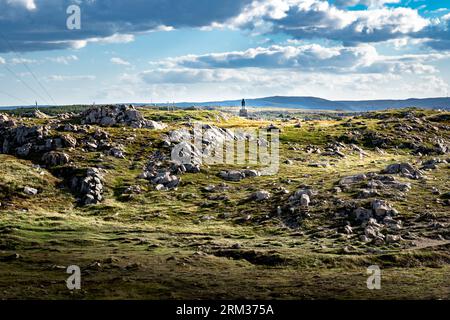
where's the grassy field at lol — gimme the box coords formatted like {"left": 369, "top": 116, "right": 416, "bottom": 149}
{"left": 0, "top": 107, "right": 449, "bottom": 299}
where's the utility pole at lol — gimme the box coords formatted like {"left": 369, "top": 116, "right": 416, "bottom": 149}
{"left": 35, "top": 100, "right": 38, "bottom": 110}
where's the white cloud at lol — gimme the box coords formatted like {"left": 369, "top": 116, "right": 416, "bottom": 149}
{"left": 89, "top": 33, "right": 135, "bottom": 44}
{"left": 6, "top": 0, "right": 36, "bottom": 10}
{"left": 111, "top": 57, "right": 131, "bottom": 66}
{"left": 335, "top": 0, "right": 401, "bottom": 9}
{"left": 120, "top": 66, "right": 448, "bottom": 101}
{"left": 45, "top": 75, "right": 96, "bottom": 81}
{"left": 0, "top": 56, "right": 6, "bottom": 64}
{"left": 227, "top": 0, "right": 429, "bottom": 44}
{"left": 158, "top": 43, "right": 445, "bottom": 75}
{"left": 47, "top": 55, "right": 79, "bottom": 65}
{"left": 10, "top": 57, "right": 38, "bottom": 64}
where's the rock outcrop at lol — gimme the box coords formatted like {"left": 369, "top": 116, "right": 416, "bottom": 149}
{"left": 381, "top": 163, "right": 423, "bottom": 180}
{"left": 81, "top": 105, "right": 166, "bottom": 129}
{"left": 344, "top": 199, "right": 402, "bottom": 244}
{"left": 218, "top": 169, "right": 260, "bottom": 182}
{"left": 41, "top": 151, "right": 70, "bottom": 166}
{"left": 70, "top": 168, "right": 104, "bottom": 205}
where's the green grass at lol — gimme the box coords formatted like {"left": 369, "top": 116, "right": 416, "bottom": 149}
{"left": 0, "top": 107, "right": 449, "bottom": 299}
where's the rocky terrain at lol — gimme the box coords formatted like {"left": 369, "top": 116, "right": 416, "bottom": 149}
{"left": 0, "top": 105, "right": 449, "bottom": 299}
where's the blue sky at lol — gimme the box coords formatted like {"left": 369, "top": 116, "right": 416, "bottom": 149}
{"left": 0, "top": 0, "right": 450, "bottom": 106}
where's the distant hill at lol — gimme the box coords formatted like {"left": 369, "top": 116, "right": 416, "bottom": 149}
{"left": 2, "top": 96, "right": 450, "bottom": 111}
{"left": 167, "top": 96, "right": 450, "bottom": 111}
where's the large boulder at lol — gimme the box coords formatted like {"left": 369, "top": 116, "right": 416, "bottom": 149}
{"left": 381, "top": 163, "right": 423, "bottom": 180}
{"left": 22, "top": 110, "right": 49, "bottom": 119}
{"left": 42, "top": 151, "right": 70, "bottom": 166}
{"left": 251, "top": 190, "right": 271, "bottom": 201}
{"left": 218, "top": 170, "right": 246, "bottom": 182}
{"left": 61, "top": 134, "right": 77, "bottom": 148}
{"left": 371, "top": 199, "right": 398, "bottom": 217}
{"left": 354, "top": 207, "right": 373, "bottom": 222}
{"left": 0, "top": 114, "right": 16, "bottom": 127}
{"left": 218, "top": 169, "right": 260, "bottom": 182}
{"left": 1, "top": 125, "right": 49, "bottom": 155}
{"left": 81, "top": 105, "right": 166, "bottom": 129}
{"left": 70, "top": 168, "right": 104, "bottom": 205}
{"left": 339, "top": 174, "right": 367, "bottom": 186}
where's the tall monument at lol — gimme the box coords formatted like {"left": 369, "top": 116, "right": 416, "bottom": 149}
{"left": 239, "top": 98, "right": 248, "bottom": 117}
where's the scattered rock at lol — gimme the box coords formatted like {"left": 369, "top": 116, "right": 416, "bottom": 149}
{"left": 354, "top": 207, "right": 373, "bottom": 222}
{"left": 386, "top": 234, "right": 401, "bottom": 243}
{"left": 24, "top": 186, "right": 38, "bottom": 195}
{"left": 123, "top": 185, "right": 142, "bottom": 194}
{"left": 339, "top": 174, "right": 367, "bottom": 187}
{"left": 300, "top": 194, "right": 310, "bottom": 207}
{"left": 344, "top": 225, "right": 353, "bottom": 235}
{"left": 251, "top": 190, "right": 271, "bottom": 201}
{"left": 371, "top": 199, "right": 398, "bottom": 217}
{"left": 218, "top": 169, "right": 260, "bottom": 182}
{"left": 108, "top": 147, "right": 125, "bottom": 159}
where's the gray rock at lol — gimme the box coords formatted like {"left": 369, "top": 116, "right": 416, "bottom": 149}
{"left": 218, "top": 170, "right": 246, "bottom": 182}
{"left": 339, "top": 174, "right": 367, "bottom": 186}
{"left": 22, "top": 110, "right": 49, "bottom": 119}
{"left": 61, "top": 134, "right": 77, "bottom": 148}
{"left": 381, "top": 163, "right": 423, "bottom": 179}
{"left": 155, "top": 184, "right": 167, "bottom": 191}
{"left": 71, "top": 168, "right": 104, "bottom": 205}
{"left": 24, "top": 186, "right": 38, "bottom": 195}
{"left": 42, "top": 151, "right": 70, "bottom": 166}
{"left": 16, "top": 143, "right": 32, "bottom": 157}
{"left": 108, "top": 147, "right": 125, "bottom": 159}
{"left": 81, "top": 105, "right": 166, "bottom": 129}
{"left": 300, "top": 194, "right": 310, "bottom": 207}
{"left": 252, "top": 190, "right": 271, "bottom": 201}
{"left": 386, "top": 234, "right": 401, "bottom": 243}
{"left": 344, "top": 225, "right": 353, "bottom": 234}
{"left": 243, "top": 169, "right": 260, "bottom": 177}
{"left": 354, "top": 207, "right": 373, "bottom": 222}
{"left": 371, "top": 199, "right": 397, "bottom": 217}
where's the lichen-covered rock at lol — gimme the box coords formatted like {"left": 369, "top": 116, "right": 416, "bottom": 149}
{"left": 218, "top": 170, "right": 246, "bottom": 182}
{"left": 24, "top": 186, "right": 38, "bottom": 195}
{"left": 42, "top": 151, "right": 70, "bottom": 166}
{"left": 251, "top": 190, "right": 271, "bottom": 201}
{"left": 141, "top": 152, "right": 182, "bottom": 190}
{"left": 22, "top": 110, "right": 49, "bottom": 119}
{"left": 0, "top": 114, "right": 16, "bottom": 127}
{"left": 108, "top": 147, "right": 125, "bottom": 159}
{"left": 371, "top": 199, "right": 398, "bottom": 217}
{"left": 81, "top": 105, "right": 166, "bottom": 129}
{"left": 339, "top": 174, "right": 367, "bottom": 186}
{"left": 70, "top": 168, "right": 104, "bottom": 205}
{"left": 354, "top": 207, "right": 373, "bottom": 222}
{"left": 61, "top": 134, "right": 77, "bottom": 148}
{"left": 381, "top": 163, "right": 423, "bottom": 180}
{"left": 0, "top": 125, "right": 49, "bottom": 155}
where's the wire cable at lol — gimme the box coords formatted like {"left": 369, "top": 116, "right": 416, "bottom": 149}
{"left": 0, "top": 88, "right": 32, "bottom": 106}
{"left": 1, "top": 63, "right": 50, "bottom": 105}
{"left": 0, "top": 32, "right": 56, "bottom": 105}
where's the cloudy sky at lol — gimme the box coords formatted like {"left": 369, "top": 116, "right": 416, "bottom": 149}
{"left": 0, "top": 0, "right": 450, "bottom": 106}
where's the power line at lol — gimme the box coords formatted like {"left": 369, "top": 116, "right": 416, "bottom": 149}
{"left": 1, "top": 62, "right": 50, "bottom": 105}
{"left": 0, "top": 88, "right": 32, "bottom": 106}
{"left": 21, "top": 59, "right": 57, "bottom": 105}
{"left": 0, "top": 32, "right": 55, "bottom": 105}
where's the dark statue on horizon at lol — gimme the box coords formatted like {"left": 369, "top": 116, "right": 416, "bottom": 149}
{"left": 239, "top": 98, "right": 248, "bottom": 117}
